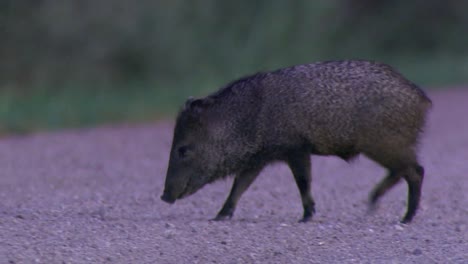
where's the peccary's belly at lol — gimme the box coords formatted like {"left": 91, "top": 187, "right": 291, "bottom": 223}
{"left": 263, "top": 122, "right": 359, "bottom": 161}
{"left": 304, "top": 132, "right": 359, "bottom": 160}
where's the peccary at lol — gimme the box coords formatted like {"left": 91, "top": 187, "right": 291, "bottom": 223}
{"left": 161, "top": 60, "right": 432, "bottom": 223}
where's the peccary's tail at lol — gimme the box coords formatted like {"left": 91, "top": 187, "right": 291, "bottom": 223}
{"left": 413, "top": 83, "right": 432, "bottom": 109}
{"left": 421, "top": 92, "right": 432, "bottom": 109}
{"left": 412, "top": 86, "right": 432, "bottom": 150}
{"left": 409, "top": 82, "right": 432, "bottom": 119}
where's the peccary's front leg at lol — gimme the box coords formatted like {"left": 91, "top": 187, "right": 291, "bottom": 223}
{"left": 213, "top": 167, "right": 263, "bottom": 221}
{"left": 287, "top": 151, "right": 315, "bottom": 223}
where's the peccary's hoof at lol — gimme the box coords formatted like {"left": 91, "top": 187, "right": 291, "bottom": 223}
{"left": 211, "top": 214, "right": 233, "bottom": 221}
{"left": 298, "top": 207, "right": 315, "bottom": 223}
{"left": 298, "top": 215, "right": 313, "bottom": 223}
{"left": 400, "top": 217, "right": 412, "bottom": 224}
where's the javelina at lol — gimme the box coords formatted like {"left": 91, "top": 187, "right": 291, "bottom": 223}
{"left": 161, "top": 60, "right": 432, "bottom": 223}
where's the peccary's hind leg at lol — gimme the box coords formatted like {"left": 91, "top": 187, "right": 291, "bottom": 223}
{"left": 287, "top": 151, "right": 315, "bottom": 223}
{"left": 366, "top": 147, "right": 424, "bottom": 223}
{"left": 401, "top": 164, "right": 424, "bottom": 223}
{"left": 369, "top": 170, "right": 402, "bottom": 210}
{"left": 213, "top": 167, "right": 262, "bottom": 221}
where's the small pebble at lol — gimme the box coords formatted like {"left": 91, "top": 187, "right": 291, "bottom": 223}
{"left": 15, "top": 215, "right": 24, "bottom": 220}
{"left": 164, "top": 230, "right": 175, "bottom": 238}
{"left": 455, "top": 225, "right": 465, "bottom": 232}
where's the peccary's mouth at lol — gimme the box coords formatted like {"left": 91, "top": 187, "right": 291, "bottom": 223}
{"left": 178, "top": 188, "right": 197, "bottom": 199}
{"left": 177, "top": 183, "right": 192, "bottom": 199}
{"left": 160, "top": 185, "right": 189, "bottom": 204}
{"left": 161, "top": 176, "right": 199, "bottom": 203}
{"left": 177, "top": 177, "right": 201, "bottom": 200}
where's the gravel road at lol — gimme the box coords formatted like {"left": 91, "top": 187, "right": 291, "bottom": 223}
{"left": 0, "top": 88, "right": 467, "bottom": 264}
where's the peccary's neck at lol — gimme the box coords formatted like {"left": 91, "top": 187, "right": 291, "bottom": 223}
{"left": 206, "top": 73, "right": 266, "bottom": 174}
{"left": 208, "top": 72, "right": 266, "bottom": 140}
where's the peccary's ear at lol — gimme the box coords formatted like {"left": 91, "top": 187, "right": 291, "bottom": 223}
{"left": 184, "top": 97, "right": 215, "bottom": 114}
{"left": 184, "top": 96, "right": 196, "bottom": 110}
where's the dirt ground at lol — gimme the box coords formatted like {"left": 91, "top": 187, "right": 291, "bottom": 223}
{"left": 0, "top": 88, "right": 467, "bottom": 264}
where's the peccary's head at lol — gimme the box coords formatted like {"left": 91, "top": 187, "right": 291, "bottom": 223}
{"left": 161, "top": 97, "right": 228, "bottom": 204}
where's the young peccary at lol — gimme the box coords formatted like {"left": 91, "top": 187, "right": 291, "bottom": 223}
{"left": 161, "top": 60, "right": 432, "bottom": 223}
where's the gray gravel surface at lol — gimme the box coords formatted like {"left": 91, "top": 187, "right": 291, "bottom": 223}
{"left": 0, "top": 89, "right": 467, "bottom": 264}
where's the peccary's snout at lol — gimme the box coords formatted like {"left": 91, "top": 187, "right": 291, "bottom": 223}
{"left": 160, "top": 190, "right": 176, "bottom": 204}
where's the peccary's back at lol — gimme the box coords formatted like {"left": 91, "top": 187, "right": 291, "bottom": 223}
{"left": 257, "top": 60, "right": 431, "bottom": 154}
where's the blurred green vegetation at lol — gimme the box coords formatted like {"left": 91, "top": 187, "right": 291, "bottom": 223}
{"left": 1, "top": 0, "right": 467, "bottom": 133}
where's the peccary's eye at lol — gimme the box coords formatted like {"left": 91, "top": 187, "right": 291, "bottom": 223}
{"left": 178, "top": 146, "right": 190, "bottom": 159}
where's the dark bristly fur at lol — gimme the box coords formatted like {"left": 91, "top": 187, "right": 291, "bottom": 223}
{"left": 161, "top": 60, "right": 432, "bottom": 223}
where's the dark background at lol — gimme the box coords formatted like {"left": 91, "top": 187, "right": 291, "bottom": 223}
{"left": 1, "top": 0, "right": 467, "bottom": 133}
